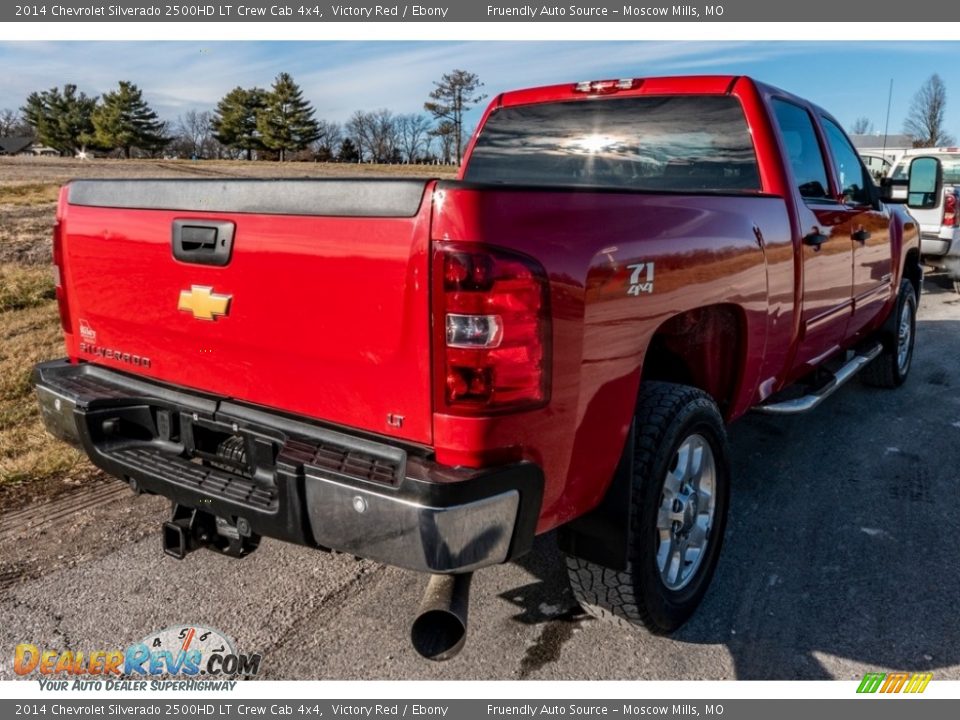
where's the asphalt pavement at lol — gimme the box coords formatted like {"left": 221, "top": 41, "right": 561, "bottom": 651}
{"left": 1, "top": 275, "right": 958, "bottom": 681}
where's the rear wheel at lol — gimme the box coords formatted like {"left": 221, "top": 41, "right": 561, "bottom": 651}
{"left": 861, "top": 279, "right": 917, "bottom": 388}
{"left": 565, "top": 382, "right": 730, "bottom": 632}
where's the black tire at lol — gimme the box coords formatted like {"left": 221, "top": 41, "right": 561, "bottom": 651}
{"left": 564, "top": 382, "right": 730, "bottom": 633}
{"left": 861, "top": 279, "right": 917, "bottom": 388}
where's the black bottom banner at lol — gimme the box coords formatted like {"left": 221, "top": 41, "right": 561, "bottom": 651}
{"left": 3, "top": 699, "right": 958, "bottom": 720}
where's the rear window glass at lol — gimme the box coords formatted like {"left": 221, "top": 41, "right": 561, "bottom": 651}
{"left": 464, "top": 95, "right": 761, "bottom": 193}
{"left": 942, "top": 159, "right": 960, "bottom": 183}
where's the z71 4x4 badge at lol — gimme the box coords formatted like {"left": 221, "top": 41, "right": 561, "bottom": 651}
{"left": 627, "top": 262, "right": 655, "bottom": 295}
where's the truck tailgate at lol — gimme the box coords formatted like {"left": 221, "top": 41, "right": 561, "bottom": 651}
{"left": 58, "top": 178, "right": 435, "bottom": 445}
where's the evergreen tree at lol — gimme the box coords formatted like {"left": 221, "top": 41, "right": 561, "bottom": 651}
{"left": 211, "top": 86, "right": 267, "bottom": 160}
{"left": 424, "top": 70, "right": 486, "bottom": 165}
{"left": 20, "top": 84, "right": 97, "bottom": 155}
{"left": 90, "top": 81, "right": 168, "bottom": 158}
{"left": 257, "top": 73, "right": 320, "bottom": 161}
{"left": 337, "top": 137, "right": 360, "bottom": 163}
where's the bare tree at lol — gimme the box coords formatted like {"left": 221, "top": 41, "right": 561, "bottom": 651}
{"left": 397, "top": 114, "right": 433, "bottom": 163}
{"left": 0, "top": 109, "right": 17, "bottom": 135}
{"left": 346, "top": 109, "right": 400, "bottom": 163}
{"left": 0, "top": 108, "right": 31, "bottom": 136}
{"left": 904, "top": 74, "right": 955, "bottom": 147}
{"left": 312, "top": 119, "right": 342, "bottom": 161}
{"left": 368, "top": 109, "right": 400, "bottom": 163}
{"left": 851, "top": 117, "right": 873, "bottom": 135}
{"left": 173, "top": 110, "right": 216, "bottom": 158}
{"left": 346, "top": 110, "right": 373, "bottom": 162}
{"left": 430, "top": 121, "right": 456, "bottom": 164}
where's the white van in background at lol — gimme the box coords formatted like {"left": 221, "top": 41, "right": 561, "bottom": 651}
{"left": 890, "top": 148, "right": 960, "bottom": 290}
{"left": 851, "top": 133, "right": 911, "bottom": 180}
{"left": 860, "top": 151, "right": 896, "bottom": 179}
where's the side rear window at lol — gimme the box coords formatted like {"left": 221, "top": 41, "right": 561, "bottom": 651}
{"left": 822, "top": 118, "right": 872, "bottom": 206}
{"left": 463, "top": 95, "right": 761, "bottom": 193}
{"left": 771, "top": 99, "right": 831, "bottom": 201}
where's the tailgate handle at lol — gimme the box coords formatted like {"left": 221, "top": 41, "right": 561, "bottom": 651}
{"left": 172, "top": 219, "right": 235, "bottom": 267}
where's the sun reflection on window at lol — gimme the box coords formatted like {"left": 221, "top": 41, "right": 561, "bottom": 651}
{"left": 568, "top": 133, "right": 620, "bottom": 154}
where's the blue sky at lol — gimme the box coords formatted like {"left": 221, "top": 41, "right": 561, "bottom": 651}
{"left": 2, "top": 41, "right": 960, "bottom": 138}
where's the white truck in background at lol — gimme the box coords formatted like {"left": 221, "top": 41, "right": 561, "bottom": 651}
{"left": 890, "top": 148, "right": 960, "bottom": 292}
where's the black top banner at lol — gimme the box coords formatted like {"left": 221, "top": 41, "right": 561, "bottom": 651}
{"left": 3, "top": 0, "right": 949, "bottom": 22}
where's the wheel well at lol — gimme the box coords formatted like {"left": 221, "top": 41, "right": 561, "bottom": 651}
{"left": 640, "top": 304, "right": 745, "bottom": 415}
{"left": 904, "top": 248, "right": 922, "bottom": 300}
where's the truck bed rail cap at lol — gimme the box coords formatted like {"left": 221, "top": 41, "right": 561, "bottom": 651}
{"left": 67, "top": 178, "right": 430, "bottom": 218}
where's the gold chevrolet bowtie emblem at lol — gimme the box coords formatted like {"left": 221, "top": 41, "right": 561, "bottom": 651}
{"left": 177, "top": 285, "right": 232, "bottom": 321}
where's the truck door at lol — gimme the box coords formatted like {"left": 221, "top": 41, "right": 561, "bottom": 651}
{"left": 771, "top": 98, "right": 854, "bottom": 371}
{"left": 819, "top": 117, "right": 893, "bottom": 336}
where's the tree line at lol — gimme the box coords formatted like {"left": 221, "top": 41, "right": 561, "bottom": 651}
{"left": 4, "top": 69, "right": 486, "bottom": 164}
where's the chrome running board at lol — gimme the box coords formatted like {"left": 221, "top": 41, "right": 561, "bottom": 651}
{"left": 754, "top": 344, "right": 882, "bottom": 415}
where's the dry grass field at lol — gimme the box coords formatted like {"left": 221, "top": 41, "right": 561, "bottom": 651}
{"left": 0, "top": 156, "right": 455, "bottom": 508}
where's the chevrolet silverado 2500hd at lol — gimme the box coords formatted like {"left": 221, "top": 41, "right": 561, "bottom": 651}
{"left": 34, "top": 76, "right": 923, "bottom": 661}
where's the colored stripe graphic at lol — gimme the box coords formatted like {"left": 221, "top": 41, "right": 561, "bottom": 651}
{"left": 857, "top": 672, "right": 932, "bottom": 694}
{"left": 904, "top": 673, "right": 933, "bottom": 694}
{"left": 857, "top": 673, "right": 885, "bottom": 693}
{"left": 881, "top": 672, "right": 910, "bottom": 693}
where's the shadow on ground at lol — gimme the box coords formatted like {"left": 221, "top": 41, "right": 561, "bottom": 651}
{"left": 495, "top": 278, "right": 960, "bottom": 679}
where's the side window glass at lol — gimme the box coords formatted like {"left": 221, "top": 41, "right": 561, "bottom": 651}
{"left": 771, "top": 99, "right": 831, "bottom": 201}
{"left": 822, "top": 118, "right": 872, "bottom": 206}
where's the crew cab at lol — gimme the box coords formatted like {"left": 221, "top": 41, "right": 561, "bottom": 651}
{"left": 33, "top": 76, "right": 922, "bottom": 660}
{"left": 890, "top": 147, "right": 960, "bottom": 291}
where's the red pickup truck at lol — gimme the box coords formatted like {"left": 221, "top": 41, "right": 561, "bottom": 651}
{"left": 34, "top": 75, "right": 922, "bottom": 661}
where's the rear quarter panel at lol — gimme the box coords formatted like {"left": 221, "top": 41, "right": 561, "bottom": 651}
{"left": 432, "top": 186, "right": 794, "bottom": 532}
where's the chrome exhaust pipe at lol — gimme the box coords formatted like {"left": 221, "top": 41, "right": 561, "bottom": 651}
{"left": 410, "top": 573, "right": 473, "bottom": 661}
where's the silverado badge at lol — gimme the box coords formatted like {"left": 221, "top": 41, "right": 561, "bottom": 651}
{"left": 178, "top": 285, "right": 232, "bottom": 321}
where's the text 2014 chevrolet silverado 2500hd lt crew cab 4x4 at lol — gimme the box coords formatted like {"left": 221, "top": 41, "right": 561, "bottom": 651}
{"left": 34, "top": 76, "right": 923, "bottom": 661}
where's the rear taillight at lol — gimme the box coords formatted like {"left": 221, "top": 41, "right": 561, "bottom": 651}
{"left": 943, "top": 190, "right": 958, "bottom": 228}
{"left": 52, "top": 218, "right": 72, "bottom": 334}
{"left": 434, "top": 243, "right": 551, "bottom": 414}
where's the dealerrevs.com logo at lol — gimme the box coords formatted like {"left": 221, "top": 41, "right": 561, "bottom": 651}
{"left": 14, "top": 624, "right": 261, "bottom": 691}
